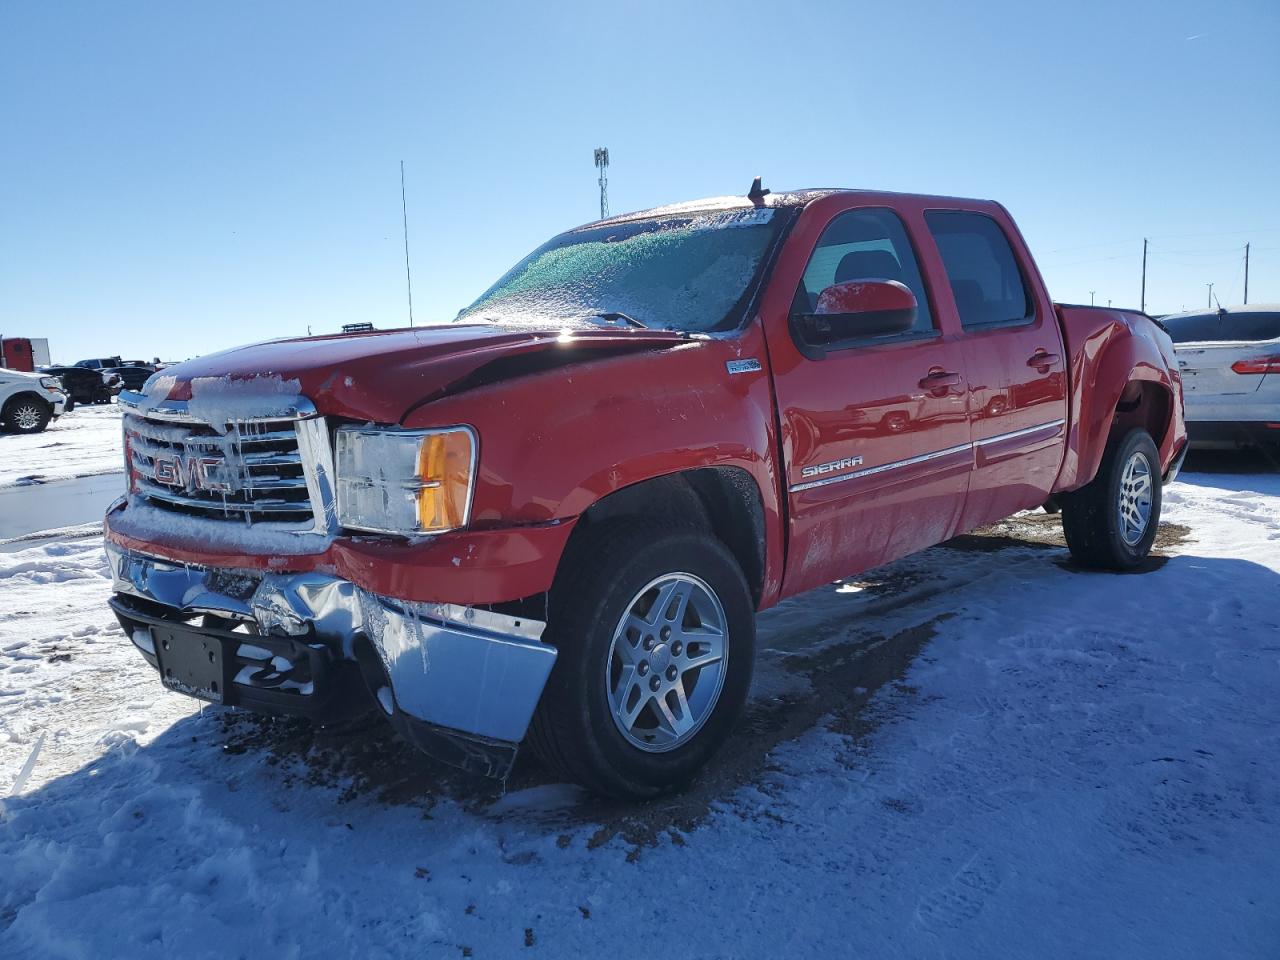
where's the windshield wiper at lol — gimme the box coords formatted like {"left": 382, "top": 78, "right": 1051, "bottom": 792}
{"left": 587, "top": 312, "right": 648, "bottom": 329}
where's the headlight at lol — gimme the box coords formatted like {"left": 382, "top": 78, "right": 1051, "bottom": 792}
{"left": 39, "top": 377, "right": 61, "bottom": 391}
{"left": 335, "top": 425, "right": 477, "bottom": 535}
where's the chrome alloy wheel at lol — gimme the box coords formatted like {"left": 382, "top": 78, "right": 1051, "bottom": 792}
{"left": 13, "top": 404, "right": 42, "bottom": 431}
{"left": 606, "top": 573, "right": 728, "bottom": 753}
{"left": 1118, "top": 449, "right": 1154, "bottom": 546}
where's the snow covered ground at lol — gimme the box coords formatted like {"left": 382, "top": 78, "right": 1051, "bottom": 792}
{"left": 1, "top": 432, "right": 1278, "bottom": 957}
{"left": 0, "top": 404, "right": 126, "bottom": 541}
{"left": 0, "top": 404, "right": 123, "bottom": 489}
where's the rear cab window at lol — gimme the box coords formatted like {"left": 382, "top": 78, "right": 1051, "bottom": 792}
{"left": 925, "top": 211, "right": 1035, "bottom": 328}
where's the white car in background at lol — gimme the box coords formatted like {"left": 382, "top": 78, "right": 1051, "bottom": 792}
{"left": 1164, "top": 304, "right": 1280, "bottom": 449}
{"left": 0, "top": 367, "right": 68, "bottom": 434}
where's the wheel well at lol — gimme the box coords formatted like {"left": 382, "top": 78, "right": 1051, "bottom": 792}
{"left": 1110, "top": 381, "right": 1170, "bottom": 450}
{"left": 2, "top": 391, "right": 50, "bottom": 415}
{"left": 572, "top": 468, "right": 767, "bottom": 605}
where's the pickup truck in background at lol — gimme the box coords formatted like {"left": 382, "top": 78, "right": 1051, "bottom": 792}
{"left": 0, "top": 366, "right": 68, "bottom": 433}
{"left": 40, "top": 365, "right": 122, "bottom": 407}
{"left": 104, "top": 184, "right": 1186, "bottom": 798}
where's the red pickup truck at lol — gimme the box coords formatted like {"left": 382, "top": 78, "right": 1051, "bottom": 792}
{"left": 105, "top": 184, "right": 1186, "bottom": 798}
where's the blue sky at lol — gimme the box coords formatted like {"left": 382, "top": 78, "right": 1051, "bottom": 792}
{"left": 2, "top": 0, "right": 1277, "bottom": 362}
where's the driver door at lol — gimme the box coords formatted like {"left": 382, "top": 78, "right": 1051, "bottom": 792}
{"left": 762, "top": 201, "right": 972, "bottom": 597}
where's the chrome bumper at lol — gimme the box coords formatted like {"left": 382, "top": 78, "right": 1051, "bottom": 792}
{"left": 105, "top": 542, "right": 556, "bottom": 747}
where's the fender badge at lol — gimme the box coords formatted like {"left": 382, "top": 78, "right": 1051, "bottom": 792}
{"left": 726, "top": 358, "right": 762, "bottom": 375}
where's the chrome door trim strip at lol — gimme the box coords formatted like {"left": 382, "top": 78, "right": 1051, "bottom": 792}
{"left": 787, "top": 418, "right": 1067, "bottom": 493}
{"left": 789, "top": 442, "right": 973, "bottom": 493}
{"left": 972, "top": 418, "right": 1066, "bottom": 446}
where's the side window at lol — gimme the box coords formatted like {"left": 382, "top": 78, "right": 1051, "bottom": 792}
{"left": 925, "top": 211, "right": 1034, "bottom": 328}
{"left": 793, "top": 207, "right": 935, "bottom": 338}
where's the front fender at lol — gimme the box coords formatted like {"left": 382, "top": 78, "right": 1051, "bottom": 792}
{"left": 403, "top": 326, "right": 786, "bottom": 603}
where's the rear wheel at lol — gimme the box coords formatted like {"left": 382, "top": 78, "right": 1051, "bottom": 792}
{"left": 529, "top": 521, "right": 755, "bottom": 798}
{"left": 3, "top": 397, "right": 52, "bottom": 434}
{"left": 1061, "top": 428, "right": 1162, "bottom": 569}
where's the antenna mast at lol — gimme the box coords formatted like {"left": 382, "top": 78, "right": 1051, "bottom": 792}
{"left": 1244, "top": 243, "right": 1250, "bottom": 304}
{"left": 401, "top": 160, "right": 414, "bottom": 327}
{"left": 594, "top": 147, "right": 610, "bottom": 219}
{"left": 1140, "top": 238, "right": 1147, "bottom": 313}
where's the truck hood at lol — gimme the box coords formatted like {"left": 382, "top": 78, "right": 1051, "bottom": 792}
{"left": 1, "top": 367, "right": 45, "bottom": 383}
{"left": 139, "top": 323, "right": 692, "bottom": 424}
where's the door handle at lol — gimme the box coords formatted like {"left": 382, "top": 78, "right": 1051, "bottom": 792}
{"left": 1027, "top": 351, "right": 1060, "bottom": 368}
{"left": 919, "top": 370, "right": 961, "bottom": 388}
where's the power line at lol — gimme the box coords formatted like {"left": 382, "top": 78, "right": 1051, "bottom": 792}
{"left": 1149, "top": 227, "right": 1278, "bottom": 241}
{"left": 1040, "top": 226, "right": 1280, "bottom": 257}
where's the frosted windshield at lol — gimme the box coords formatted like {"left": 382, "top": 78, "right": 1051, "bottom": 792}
{"left": 458, "top": 208, "right": 782, "bottom": 333}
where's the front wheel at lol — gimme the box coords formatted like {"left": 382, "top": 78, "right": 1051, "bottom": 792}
{"left": 3, "top": 397, "right": 52, "bottom": 434}
{"left": 529, "top": 521, "right": 755, "bottom": 798}
{"left": 1061, "top": 428, "right": 1162, "bottom": 570}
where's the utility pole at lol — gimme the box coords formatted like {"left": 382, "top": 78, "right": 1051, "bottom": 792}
{"left": 400, "top": 161, "right": 414, "bottom": 327}
{"left": 1140, "top": 238, "right": 1148, "bottom": 313}
{"left": 1090, "top": 290, "right": 1095, "bottom": 306}
{"left": 594, "top": 148, "right": 610, "bottom": 219}
{"left": 1244, "top": 243, "right": 1250, "bottom": 304}
{"left": 1207, "top": 282, "right": 1214, "bottom": 309}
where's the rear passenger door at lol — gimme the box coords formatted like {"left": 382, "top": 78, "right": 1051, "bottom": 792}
{"left": 924, "top": 210, "right": 1068, "bottom": 531}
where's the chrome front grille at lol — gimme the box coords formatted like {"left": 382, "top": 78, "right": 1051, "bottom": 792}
{"left": 124, "top": 410, "right": 318, "bottom": 527}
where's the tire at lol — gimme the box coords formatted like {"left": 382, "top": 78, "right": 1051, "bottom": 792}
{"left": 529, "top": 520, "right": 756, "bottom": 798}
{"left": 2, "top": 396, "right": 52, "bottom": 434}
{"left": 1061, "top": 428, "right": 1162, "bottom": 570}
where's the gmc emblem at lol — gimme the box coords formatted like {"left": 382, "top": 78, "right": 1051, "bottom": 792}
{"left": 152, "top": 453, "right": 230, "bottom": 493}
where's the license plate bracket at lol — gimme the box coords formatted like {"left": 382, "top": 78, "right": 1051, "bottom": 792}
{"left": 152, "top": 623, "right": 227, "bottom": 704}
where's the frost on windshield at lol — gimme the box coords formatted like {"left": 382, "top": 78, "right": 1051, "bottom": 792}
{"left": 459, "top": 208, "right": 778, "bottom": 332}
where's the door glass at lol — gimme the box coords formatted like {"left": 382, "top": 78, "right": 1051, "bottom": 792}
{"left": 926, "top": 211, "right": 1034, "bottom": 328}
{"left": 793, "top": 208, "right": 935, "bottom": 338}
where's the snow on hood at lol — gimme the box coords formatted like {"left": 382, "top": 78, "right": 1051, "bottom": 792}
{"left": 137, "top": 322, "right": 689, "bottom": 424}
{"left": 1, "top": 366, "right": 47, "bottom": 382}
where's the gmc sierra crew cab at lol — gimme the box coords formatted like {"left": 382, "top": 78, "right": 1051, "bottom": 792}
{"left": 105, "top": 184, "right": 1187, "bottom": 798}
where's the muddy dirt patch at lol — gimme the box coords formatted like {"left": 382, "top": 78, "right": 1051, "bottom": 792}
{"left": 943, "top": 512, "right": 1192, "bottom": 555}
{"left": 563, "top": 614, "right": 953, "bottom": 852}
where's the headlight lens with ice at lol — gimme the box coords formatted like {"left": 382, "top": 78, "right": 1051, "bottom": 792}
{"left": 39, "top": 376, "right": 62, "bottom": 391}
{"left": 335, "top": 426, "right": 477, "bottom": 535}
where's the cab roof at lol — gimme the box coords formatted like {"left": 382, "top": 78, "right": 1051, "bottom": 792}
{"left": 584, "top": 186, "right": 999, "bottom": 231}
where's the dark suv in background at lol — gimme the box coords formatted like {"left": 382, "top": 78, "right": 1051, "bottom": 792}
{"left": 102, "top": 366, "right": 153, "bottom": 391}
{"left": 41, "top": 365, "right": 121, "bottom": 406}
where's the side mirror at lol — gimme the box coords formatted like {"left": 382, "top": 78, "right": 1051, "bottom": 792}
{"left": 793, "top": 279, "right": 918, "bottom": 349}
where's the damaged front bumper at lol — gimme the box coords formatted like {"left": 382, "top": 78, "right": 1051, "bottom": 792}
{"left": 105, "top": 542, "right": 556, "bottom": 778}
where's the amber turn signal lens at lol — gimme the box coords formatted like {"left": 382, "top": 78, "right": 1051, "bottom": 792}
{"left": 416, "top": 430, "right": 474, "bottom": 532}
